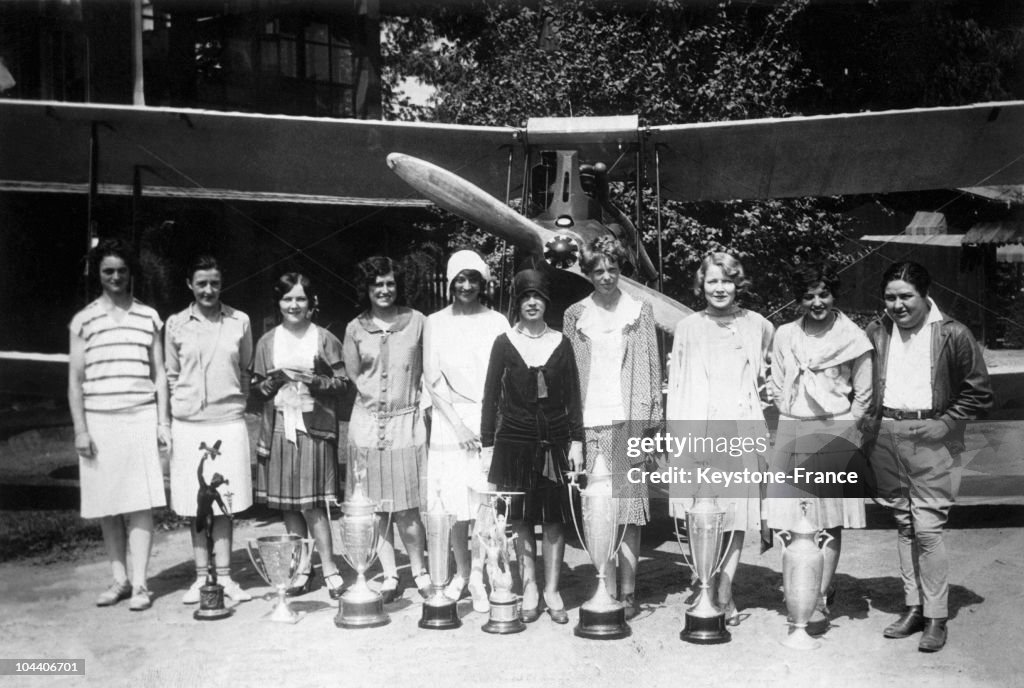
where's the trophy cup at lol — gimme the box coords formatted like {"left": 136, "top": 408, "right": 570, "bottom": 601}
{"left": 246, "top": 534, "right": 315, "bottom": 623}
{"left": 192, "top": 440, "right": 232, "bottom": 621}
{"left": 568, "top": 451, "right": 630, "bottom": 640}
{"left": 328, "top": 453, "right": 394, "bottom": 629}
{"left": 419, "top": 502, "right": 460, "bottom": 630}
{"left": 777, "top": 499, "right": 830, "bottom": 650}
{"left": 673, "top": 493, "right": 736, "bottom": 644}
{"left": 477, "top": 491, "right": 525, "bottom": 634}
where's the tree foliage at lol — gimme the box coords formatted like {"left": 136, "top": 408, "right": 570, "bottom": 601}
{"left": 381, "top": 0, "right": 1024, "bottom": 321}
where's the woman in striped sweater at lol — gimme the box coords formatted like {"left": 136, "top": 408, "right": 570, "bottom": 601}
{"left": 68, "top": 239, "right": 171, "bottom": 611}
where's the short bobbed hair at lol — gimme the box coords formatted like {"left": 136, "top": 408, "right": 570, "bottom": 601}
{"left": 788, "top": 262, "right": 840, "bottom": 301}
{"left": 580, "top": 236, "right": 629, "bottom": 274}
{"left": 881, "top": 261, "right": 931, "bottom": 298}
{"left": 693, "top": 251, "right": 751, "bottom": 299}
{"left": 355, "top": 256, "right": 405, "bottom": 310}
{"left": 88, "top": 238, "right": 138, "bottom": 284}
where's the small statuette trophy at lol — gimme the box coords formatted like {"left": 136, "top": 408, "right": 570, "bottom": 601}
{"left": 419, "top": 500, "right": 460, "bottom": 630}
{"left": 778, "top": 499, "right": 830, "bottom": 650}
{"left": 247, "top": 534, "right": 315, "bottom": 623}
{"left": 568, "top": 451, "right": 630, "bottom": 639}
{"left": 477, "top": 491, "right": 525, "bottom": 634}
{"left": 673, "top": 492, "right": 736, "bottom": 644}
{"left": 193, "top": 440, "right": 232, "bottom": 620}
{"left": 328, "top": 454, "right": 393, "bottom": 629}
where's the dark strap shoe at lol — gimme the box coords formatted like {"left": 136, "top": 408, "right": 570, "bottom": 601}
{"left": 918, "top": 618, "right": 948, "bottom": 652}
{"left": 883, "top": 605, "right": 925, "bottom": 638}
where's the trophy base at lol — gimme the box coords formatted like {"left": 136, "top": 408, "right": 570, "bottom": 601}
{"left": 574, "top": 606, "right": 631, "bottom": 640}
{"left": 419, "top": 600, "right": 462, "bottom": 630}
{"left": 193, "top": 584, "right": 232, "bottom": 620}
{"left": 265, "top": 603, "right": 304, "bottom": 624}
{"left": 781, "top": 626, "right": 820, "bottom": 650}
{"left": 680, "top": 612, "right": 731, "bottom": 644}
{"left": 482, "top": 598, "right": 525, "bottom": 634}
{"left": 335, "top": 596, "right": 390, "bottom": 629}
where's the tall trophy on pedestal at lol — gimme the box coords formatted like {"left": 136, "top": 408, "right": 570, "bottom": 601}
{"left": 673, "top": 491, "right": 735, "bottom": 644}
{"left": 568, "top": 450, "right": 630, "bottom": 640}
{"left": 477, "top": 491, "right": 525, "bottom": 635}
{"left": 778, "top": 499, "right": 830, "bottom": 650}
{"left": 328, "top": 453, "right": 393, "bottom": 629}
{"left": 192, "top": 440, "right": 233, "bottom": 620}
{"left": 419, "top": 499, "right": 460, "bottom": 630}
{"left": 247, "top": 534, "right": 315, "bottom": 623}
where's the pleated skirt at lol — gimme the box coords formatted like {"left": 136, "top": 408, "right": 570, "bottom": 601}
{"left": 80, "top": 406, "right": 166, "bottom": 519}
{"left": 257, "top": 411, "right": 337, "bottom": 511}
{"left": 489, "top": 438, "right": 571, "bottom": 525}
{"left": 170, "top": 418, "right": 253, "bottom": 517}
{"left": 347, "top": 443, "right": 425, "bottom": 512}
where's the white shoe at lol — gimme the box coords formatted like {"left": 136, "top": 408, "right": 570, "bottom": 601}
{"left": 96, "top": 580, "right": 132, "bottom": 607}
{"left": 182, "top": 579, "right": 203, "bottom": 605}
{"left": 468, "top": 571, "right": 490, "bottom": 614}
{"left": 221, "top": 578, "right": 252, "bottom": 602}
{"left": 129, "top": 586, "right": 152, "bottom": 611}
{"left": 444, "top": 574, "right": 466, "bottom": 601}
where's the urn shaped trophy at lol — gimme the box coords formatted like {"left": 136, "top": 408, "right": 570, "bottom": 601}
{"left": 569, "top": 451, "right": 630, "bottom": 639}
{"left": 673, "top": 495, "right": 736, "bottom": 644}
{"left": 777, "top": 499, "right": 830, "bottom": 650}
{"left": 419, "top": 500, "right": 460, "bottom": 630}
{"left": 328, "top": 454, "right": 393, "bottom": 629}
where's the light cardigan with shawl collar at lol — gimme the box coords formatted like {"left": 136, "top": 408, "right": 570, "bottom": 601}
{"left": 666, "top": 308, "right": 773, "bottom": 422}
{"left": 770, "top": 310, "right": 872, "bottom": 418}
{"left": 251, "top": 324, "right": 347, "bottom": 458}
{"left": 563, "top": 293, "right": 662, "bottom": 428}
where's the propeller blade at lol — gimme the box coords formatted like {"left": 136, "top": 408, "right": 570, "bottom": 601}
{"left": 387, "top": 152, "right": 549, "bottom": 255}
{"left": 619, "top": 276, "right": 693, "bottom": 334}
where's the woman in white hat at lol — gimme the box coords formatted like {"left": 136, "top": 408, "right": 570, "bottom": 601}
{"left": 424, "top": 249, "right": 509, "bottom": 612}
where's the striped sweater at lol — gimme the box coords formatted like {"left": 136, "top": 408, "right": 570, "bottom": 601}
{"left": 69, "top": 298, "right": 162, "bottom": 412}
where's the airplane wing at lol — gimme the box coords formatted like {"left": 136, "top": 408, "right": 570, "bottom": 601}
{"left": 4, "top": 100, "right": 1023, "bottom": 207}
{"left": 0, "top": 100, "right": 518, "bottom": 205}
{"left": 650, "top": 101, "right": 1024, "bottom": 201}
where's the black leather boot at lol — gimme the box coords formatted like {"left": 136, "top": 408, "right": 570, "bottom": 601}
{"left": 883, "top": 605, "right": 925, "bottom": 638}
{"left": 918, "top": 617, "right": 948, "bottom": 652}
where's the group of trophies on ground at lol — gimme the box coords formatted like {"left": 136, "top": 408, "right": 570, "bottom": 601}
{"left": 71, "top": 236, "right": 991, "bottom": 655}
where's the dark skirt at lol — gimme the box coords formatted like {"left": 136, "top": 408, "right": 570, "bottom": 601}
{"left": 257, "top": 411, "right": 337, "bottom": 511}
{"left": 489, "top": 437, "right": 571, "bottom": 524}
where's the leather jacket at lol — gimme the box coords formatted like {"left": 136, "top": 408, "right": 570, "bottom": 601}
{"left": 864, "top": 312, "right": 993, "bottom": 452}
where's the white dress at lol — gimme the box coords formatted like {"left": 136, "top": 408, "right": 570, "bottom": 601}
{"left": 424, "top": 306, "right": 508, "bottom": 520}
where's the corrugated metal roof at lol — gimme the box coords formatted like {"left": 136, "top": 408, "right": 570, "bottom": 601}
{"left": 963, "top": 222, "right": 1024, "bottom": 246}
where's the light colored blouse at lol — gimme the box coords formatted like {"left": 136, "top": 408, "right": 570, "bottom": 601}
{"left": 883, "top": 299, "right": 944, "bottom": 410}
{"left": 165, "top": 302, "right": 251, "bottom": 422}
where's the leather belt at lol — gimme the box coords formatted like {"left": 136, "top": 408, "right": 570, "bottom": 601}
{"left": 881, "top": 406, "right": 934, "bottom": 421}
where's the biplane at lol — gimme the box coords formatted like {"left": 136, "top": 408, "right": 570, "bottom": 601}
{"left": 2, "top": 98, "right": 1024, "bottom": 395}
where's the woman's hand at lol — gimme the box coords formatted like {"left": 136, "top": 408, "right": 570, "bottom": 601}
{"left": 456, "top": 423, "right": 481, "bottom": 452}
{"left": 480, "top": 446, "right": 494, "bottom": 475}
{"left": 911, "top": 419, "right": 948, "bottom": 442}
{"left": 158, "top": 424, "right": 173, "bottom": 454}
{"left": 568, "top": 441, "right": 584, "bottom": 472}
{"left": 75, "top": 430, "right": 96, "bottom": 459}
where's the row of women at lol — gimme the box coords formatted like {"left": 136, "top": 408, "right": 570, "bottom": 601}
{"left": 69, "top": 237, "right": 991, "bottom": 655}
